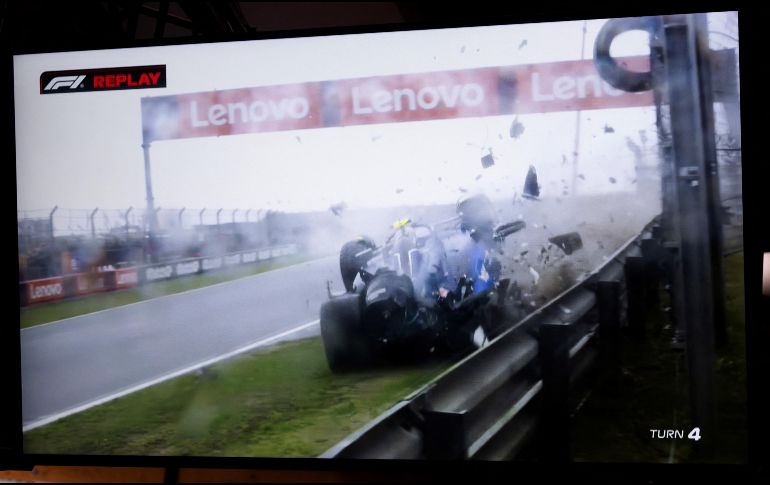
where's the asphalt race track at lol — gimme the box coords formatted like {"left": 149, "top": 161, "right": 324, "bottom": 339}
{"left": 21, "top": 256, "right": 341, "bottom": 429}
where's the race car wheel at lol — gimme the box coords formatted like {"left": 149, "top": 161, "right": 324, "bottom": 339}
{"left": 320, "top": 293, "right": 369, "bottom": 373}
{"left": 340, "top": 237, "right": 376, "bottom": 292}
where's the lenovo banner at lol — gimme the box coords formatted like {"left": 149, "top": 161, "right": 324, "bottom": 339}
{"left": 141, "top": 56, "right": 652, "bottom": 143}
{"left": 27, "top": 277, "right": 65, "bottom": 304}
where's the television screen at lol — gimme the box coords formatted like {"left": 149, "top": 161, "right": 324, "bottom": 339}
{"left": 11, "top": 7, "right": 749, "bottom": 468}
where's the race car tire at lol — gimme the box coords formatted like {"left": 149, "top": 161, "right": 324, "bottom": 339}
{"left": 340, "top": 237, "right": 376, "bottom": 292}
{"left": 320, "top": 293, "right": 369, "bottom": 373}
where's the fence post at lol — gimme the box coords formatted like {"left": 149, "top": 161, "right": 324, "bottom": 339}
{"left": 124, "top": 206, "right": 133, "bottom": 237}
{"left": 216, "top": 208, "right": 223, "bottom": 232}
{"left": 90, "top": 208, "right": 99, "bottom": 239}
{"left": 199, "top": 208, "right": 206, "bottom": 227}
{"left": 178, "top": 207, "right": 185, "bottom": 228}
{"left": 49, "top": 206, "right": 58, "bottom": 242}
{"left": 538, "top": 321, "right": 571, "bottom": 463}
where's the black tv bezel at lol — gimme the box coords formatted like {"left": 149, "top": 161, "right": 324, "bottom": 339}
{"left": 3, "top": 1, "right": 766, "bottom": 481}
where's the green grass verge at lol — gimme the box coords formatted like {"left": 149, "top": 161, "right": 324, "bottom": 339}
{"left": 570, "top": 252, "right": 746, "bottom": 463}
{"left": 20, "top": 255, "right": 315, "bottom": 329}
{"left": 24, "top": 337, "right": 447, "bottom": 457}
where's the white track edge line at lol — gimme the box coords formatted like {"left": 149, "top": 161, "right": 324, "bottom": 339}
{"left": 22, "top": 319, "right": 320, "bottom": 432}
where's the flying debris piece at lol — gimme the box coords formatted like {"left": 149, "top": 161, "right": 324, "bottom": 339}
{"left": 475, "top": 174, "right": 482, "bottom": 181}
{"left": 296, "top": 136, "right": 302, "bottom": 144}
{"left": 609, "top": 177, "right": 617, "bottom": 184}
{"left": 529, "top": 266, "right": 540, "bottom": 285}
{"left": 562, "top": 154, "right": 567, "bottom": 165}
{"left": 562, "top": 190, "right": 569, "bottom": 196}
{"left": 548, "top": 232, "right": 583, "bottom": 255}
{"left": 329, "top": 201, "right": 348, "bottom": 216}
{"left": 604, "top": 124, "right": 615, "bottom": 133}
{"left": 510, "top": 117, "right": 525, "bottom": 138}
{"left": 458, "top": 187, "right": 468, "bottom": 193}
{"left": 520, "top": 250, "right": 529, "bottom": 256}
{"left": 578, "top": 174, "right": 585, "bottom": 180}
{"left": 481, "top": 152, "right": 495, "bottom": 168}
{"left": 395, "top": 188, "right": 404, "bottom": 194}
{"left": 460, "top": 45, "right": 466, "bottom": 53}
{"left": 498, "top": 133, "right": 503, "bottom": 140}
{"left": 438, "top": 177, "right": 442, "bottom": 182}
{"left": 631, "top": 178, "right": 637, "bottom": 184}
{"left": 597, "top": 240, "right": 605, "bottom": 249}
{"left": 518, "top": 39, "right": 528, "bottom": 49}
{"left": 522, "top": 165, "right": 540, "bottom": 199}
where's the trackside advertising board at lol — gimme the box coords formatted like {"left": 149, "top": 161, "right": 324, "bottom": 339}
{"left": 142, "top": 57, "right": 652, "bottom": 142}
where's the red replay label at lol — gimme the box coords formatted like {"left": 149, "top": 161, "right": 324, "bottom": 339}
{"left": 40, "top": 65, "right": 166, "bottom": 94}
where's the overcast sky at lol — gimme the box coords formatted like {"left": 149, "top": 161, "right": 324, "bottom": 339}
{"left": 14, "top": 12, "right": 737, "bottom": 219}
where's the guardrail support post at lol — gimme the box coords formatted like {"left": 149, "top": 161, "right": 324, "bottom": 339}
{"left": 539, "top": 322, "right": 571, "bottom": 462}
{"left": 640, "top": 237, "right": 662, "bottom": 310}
{"left": 597, "top": 280, "right": 622, "bottom": 388}
{"left": 624, "top": 256, "right": 647, "bottom": 337}
{"left": 423, "top": 411, "right": 467, "bottom": 459}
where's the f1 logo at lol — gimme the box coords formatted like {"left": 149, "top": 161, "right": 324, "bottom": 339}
{"left": 43, "top": 75, "right": 86, "bottom": 91}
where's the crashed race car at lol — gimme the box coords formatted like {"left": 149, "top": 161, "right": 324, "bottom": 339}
{"left": 320, "top": 194, "right": 530, "bottom": 372}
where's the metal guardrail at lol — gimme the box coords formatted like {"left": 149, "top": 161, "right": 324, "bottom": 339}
{"left": 322, "top": 219, "right": 662, "bottom": 460}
